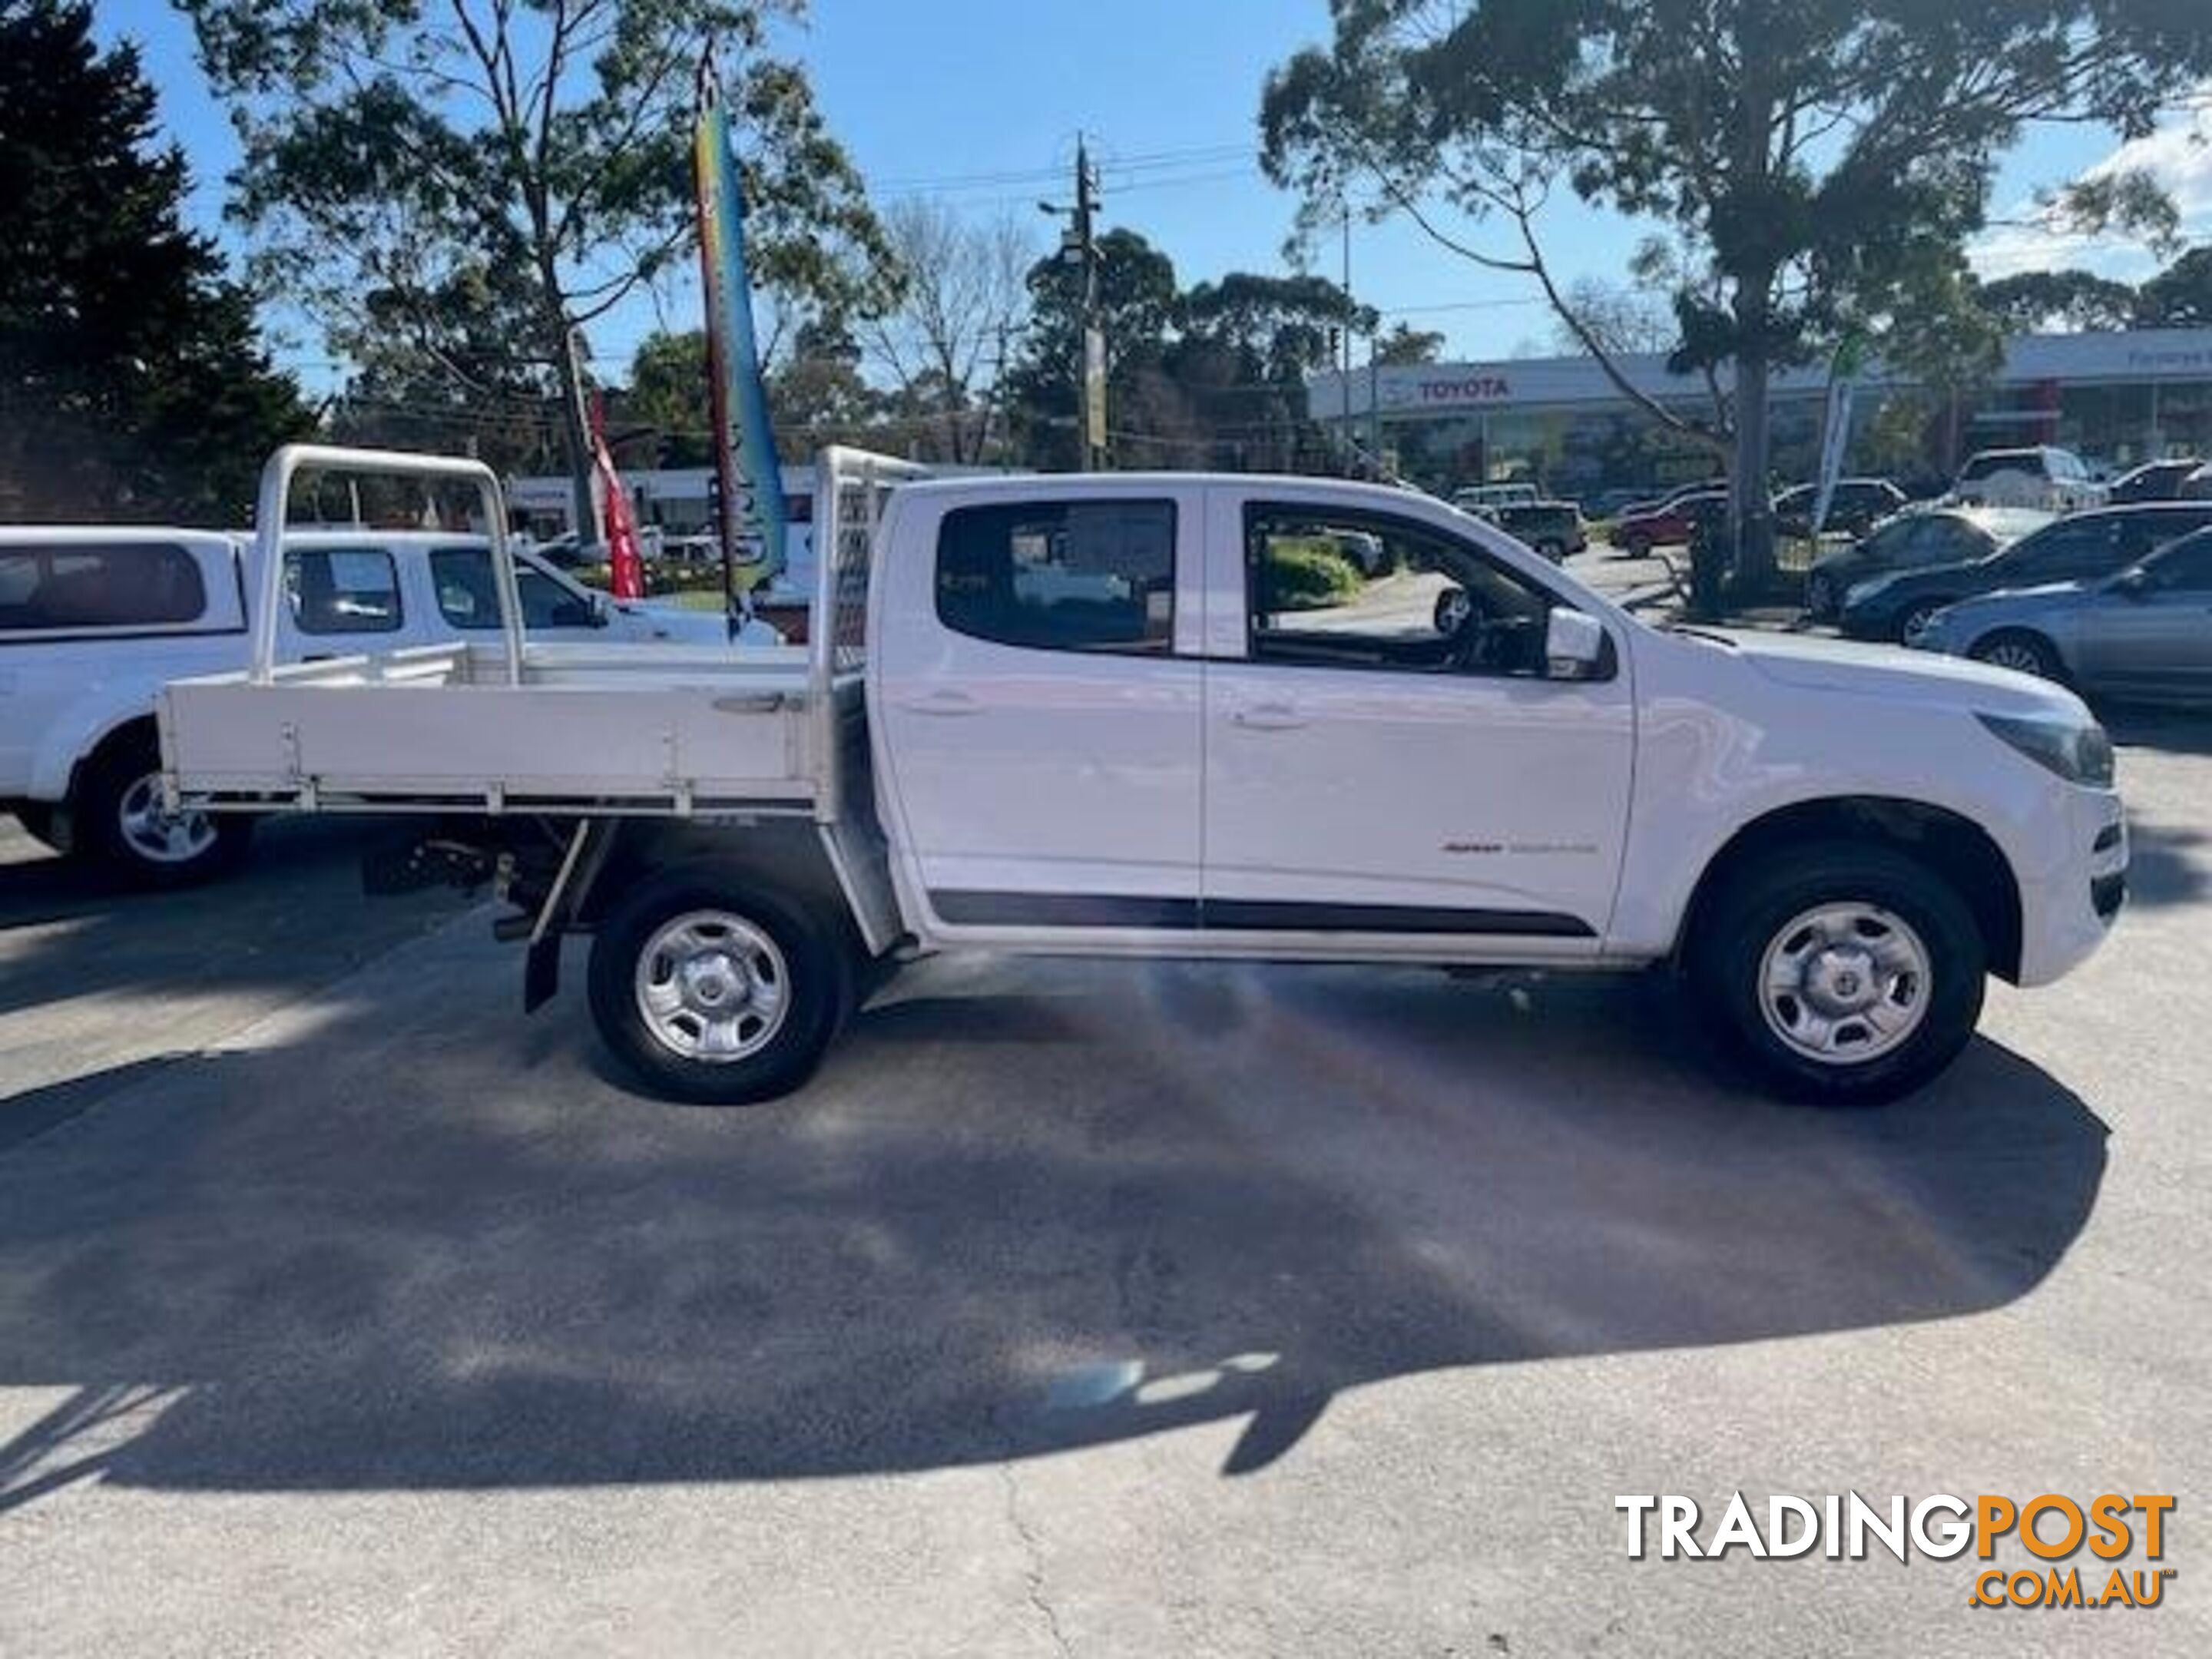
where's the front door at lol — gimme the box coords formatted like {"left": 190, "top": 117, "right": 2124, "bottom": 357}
{"left": 1201, "top": 492, "right": 1634, "bottom": 950}
{"left": 873, "top": 487, "right": 1207, "bottom": 933}
{"left": 2075, "top": 535, "right": 2212, "bottom": 701}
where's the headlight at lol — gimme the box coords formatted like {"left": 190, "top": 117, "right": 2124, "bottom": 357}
{"left": 1976, "top": 713, "right": 2115, "bottom": 788}
{"left": 1843, "top": 575, "right": 1896, "bottom": 608}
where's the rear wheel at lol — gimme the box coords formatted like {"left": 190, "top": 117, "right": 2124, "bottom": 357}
{"left": 1969, "top": 630, "right": 2063, "bottom": 681}
{"left": 74, "top": 730, "right": 251, "bottom": 886}
{"left": 587, "top": 870, "right": 849, "bottom": 1104}
{"left": 1689, "top": 843, "right": 1985, "bottom": 1105}
{"left": 1621, "top": 531, "right": 1652, "bottom": 559}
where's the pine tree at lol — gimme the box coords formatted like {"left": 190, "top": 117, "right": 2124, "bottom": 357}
{"left": 0, "top": 0, "right": 310, "bottom": 522}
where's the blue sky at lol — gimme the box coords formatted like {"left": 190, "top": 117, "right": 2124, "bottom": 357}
{"left": 94, "top": 0, "right": 2201, "bottom": 390}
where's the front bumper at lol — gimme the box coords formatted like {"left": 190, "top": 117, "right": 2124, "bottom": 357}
{"left": 2015, "top": 787, "right": 2128, "bottom": 987}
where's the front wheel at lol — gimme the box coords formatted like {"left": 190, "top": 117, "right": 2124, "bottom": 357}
{"left": 587, "top": 870, "right": 849, "bottom": 1104}
{"left": 1688, "top": 843, "right": 1986, "bottom": 1105}
{"left": 1897, "top": 599, "right": 1949, "bottom": 643}
{"left": 1804, "top": 571, "right": 1835, "bottom": 619}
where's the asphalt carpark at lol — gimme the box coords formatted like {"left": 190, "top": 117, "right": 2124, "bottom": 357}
{"left": 2, "top": 717, "right": 2209, "bottom": 1657}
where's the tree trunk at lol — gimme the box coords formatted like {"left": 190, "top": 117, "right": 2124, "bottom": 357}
{"left": 1730, "top": 348, "right": 1775, "bottom": 594}
{"left": 541, "top": 291, "right": 598, "bottom": 545}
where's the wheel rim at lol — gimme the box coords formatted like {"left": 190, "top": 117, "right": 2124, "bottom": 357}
{"left": 117, "top": 772, "right": 218, "bottom": 864}
{"left": 1902, "top": 604, "right": 1938, "bottom": 639}
{"left": 1807, "top": 576, "right": 1831, "bottom": 613}
{"left": 1756, "top": 902, "right": 1932, "bottom": 1066}
{"left": 1980, "top": 639, "right": 2050, "bottom": 677}
{"left": 1437, "top": 591, "right": 1471, "bottom": 633}
{"left": 634, "top": 909, "right": 791, "bottom": 1064}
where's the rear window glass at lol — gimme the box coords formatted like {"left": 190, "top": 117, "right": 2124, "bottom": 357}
{"left": 936, "top": 500, "right": 1176, "bottom": 654}
{"left": 0, "top": 541, "right": 208, "bottom": 631}
{"left": 283, "top": 547, "right": 403, "bottom": 634}
{"left": 1960, "top": 452, "right": 2039, "bottom": 483}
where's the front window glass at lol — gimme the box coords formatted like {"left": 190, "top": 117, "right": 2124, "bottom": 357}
{"left": 1245, "top": 508, "right": 1560, "bottom": 678}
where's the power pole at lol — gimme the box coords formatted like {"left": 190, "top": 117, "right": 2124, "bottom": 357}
{"left": 1043, "top": 138, "right": 1105, "bottom": 470}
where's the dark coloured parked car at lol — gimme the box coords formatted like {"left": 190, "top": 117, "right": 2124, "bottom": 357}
{"left": 1485, "top": 498, "right": 1588, "bottom": 561}
{"left": 1913, "top": 524, "right": 2212, "bottom": 704}
{"left": 1773, "top": 477, "right": 1909, "bottom": 538}
{"left": 1803, "top": 506, "right": 2051, "bottom": 621}
{"left": 2105, "top": 457, "right": 2206, "bottom": 504}
{"left": 1838, "top": 501, "right": 2212, "bottom": 643}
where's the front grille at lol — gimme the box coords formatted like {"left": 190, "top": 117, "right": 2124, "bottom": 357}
{"left": 2092, "top": 872, "right": 2127, "bottom": 919}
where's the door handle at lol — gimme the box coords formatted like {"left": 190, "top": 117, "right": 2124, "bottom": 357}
{"left": 1232, "top": 702, "right": 1307, "bottom": 731}
{"left": 899, "top": 690, "right": 982, "bottom": 717}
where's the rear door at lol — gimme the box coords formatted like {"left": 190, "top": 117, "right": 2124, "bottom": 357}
{"left": 873, "top": 485, "right": 1207, "bottom": 935}
{"left": 275, "top": 542, "right": 421, "bottom": 658}
{"left": 1200, "top": 488, "right": 1634, "bottom": 951}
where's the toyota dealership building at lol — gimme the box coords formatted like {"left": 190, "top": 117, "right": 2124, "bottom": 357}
{"left": 1306, "top": 327, "right": 2212, "bottom": 500}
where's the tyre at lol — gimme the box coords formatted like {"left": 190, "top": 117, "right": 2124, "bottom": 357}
{"left": 587, "top": 869, "right": 849, "bottom": 1104}
{"left": 1535, "top": 538, "right": 1565, "bottom": 563}
{"left": 1804, "top": 571, "right": 1835, "bottom": 619}
{"left": 1896, "top": 599, "right": 1949, "bottom": 642}
{"left": 1969, "top": 630, "right": 2063, "bottom": 681}
{"left": 1621, "top": 531, "right": 1652, "bottom": 559}
{"left": 1687, "top": 842, "right": 1986, "bottom": 1105}
{"left": 73, "top": 730, "right": 251, "bottom": 887}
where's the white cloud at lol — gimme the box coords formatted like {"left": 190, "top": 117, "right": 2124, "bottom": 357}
{"left": 1969, "top": 88, "right": 2212, "bottom": 281}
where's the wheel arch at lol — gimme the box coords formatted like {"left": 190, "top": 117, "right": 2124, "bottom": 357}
{"left": 59, "top": 710, "right": 164, "bottom": 806}
{"left": 1677, "top": 796, "right": 2023, "bottom": 983}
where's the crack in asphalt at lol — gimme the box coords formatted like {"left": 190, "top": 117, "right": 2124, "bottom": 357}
{"left": 999, "top": 1461, "right": 1074, "bottom": 1658}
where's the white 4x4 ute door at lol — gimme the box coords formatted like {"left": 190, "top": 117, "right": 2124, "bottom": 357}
{"left": 873, "top": 484, "right": 1207, "bottom": 934}
{"left": 1201, "top": 488, "right": 1634, "bottom": 953}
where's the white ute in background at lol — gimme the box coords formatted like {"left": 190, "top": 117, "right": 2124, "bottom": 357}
{"left": 161, "top": 445, "right": 2128, "bottom": 1104}
{"left": 0, "top": 525, "right": 772, "bottom": 884}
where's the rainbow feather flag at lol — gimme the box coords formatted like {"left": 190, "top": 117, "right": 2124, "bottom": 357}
{"left": 694, "top": 55, "right": 788, "bottom": 609}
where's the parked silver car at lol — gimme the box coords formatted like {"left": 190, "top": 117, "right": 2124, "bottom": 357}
{"left": 1910, "top": 524, "right": 2212, "bottom": 704}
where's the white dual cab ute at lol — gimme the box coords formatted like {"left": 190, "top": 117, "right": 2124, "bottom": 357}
{"left": 161, "top": 445, "right": 2130, "bottom": 1105}
{"left": 2, "top": 521, "right": 755, "bottom": 883}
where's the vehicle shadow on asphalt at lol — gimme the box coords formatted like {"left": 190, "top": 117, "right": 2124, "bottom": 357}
{"left": 0, "top": 949, "right": 2108, "bottom": 1508}
{"left": 0, "top": 819, "right": 465, "bottom": 1021}
{"left": 2121, "top": 820, "right": 2210, "bottom": 909}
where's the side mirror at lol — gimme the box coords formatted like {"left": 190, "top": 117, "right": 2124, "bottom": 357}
{"left": 1545, "top": 605, "right": 1607, "bottom": 680}
{"left": 2112, "top": 567, "right": 2150, "bottom": 601}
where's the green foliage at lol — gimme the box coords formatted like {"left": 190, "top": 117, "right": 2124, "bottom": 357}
{"left": 179, "top": 0, "right": 894, "bottom": 515}
{"left": 2136, "top": 247, "right": 2212, "bottom": 328}
{"left": 0, "top": 0, "right": 311, "bottom": 521}
{"left": 1374, "top": 323, "right": 1445, "bottom": 366}
{"left": 1976, "top": 269, "right": 2142, "bottom": 333}
{"left": 1002, "top": 231, "right": 1359, "bottom": 471}
{"left": 1261, "top": 0, "right": 2212, "bottom": 589}
{"left": 1260, "top": 538, "right": 1364, "bottom": 610}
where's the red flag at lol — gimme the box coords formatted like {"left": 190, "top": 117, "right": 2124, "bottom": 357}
{"left": 592, "top": 433, "right": 646, "bottom": 601}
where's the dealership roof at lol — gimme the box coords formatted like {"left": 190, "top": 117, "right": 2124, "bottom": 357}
{"left": 1308, "top": 327, "right": 2212, "bottom": 421}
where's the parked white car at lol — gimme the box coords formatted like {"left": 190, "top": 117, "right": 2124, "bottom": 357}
{"left": 1953, "top": 445, "right": 2108, "bottom": 512}
{"left": 161, "top": 445, "right": 2128, "bottom": 1107}
{"left": 0, "top": 527, "right": 767, "bottom": 883}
